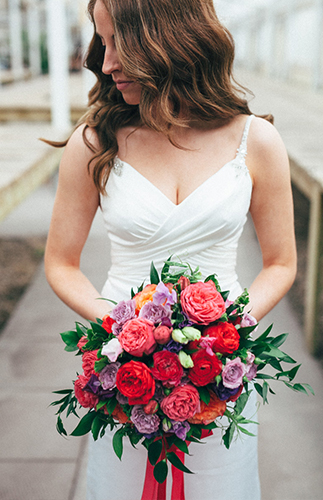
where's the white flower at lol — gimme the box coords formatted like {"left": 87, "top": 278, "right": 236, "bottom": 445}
{"left": 101, "top": 338, "right": 123, "bottom": 362}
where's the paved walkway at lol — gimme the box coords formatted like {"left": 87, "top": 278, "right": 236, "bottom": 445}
{"left": 0, "top": 71, "right": 323, "bottom": 499}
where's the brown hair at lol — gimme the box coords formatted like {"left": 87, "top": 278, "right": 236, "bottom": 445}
{"left": 58, "top": 0, "right": 271, "bottom": 193}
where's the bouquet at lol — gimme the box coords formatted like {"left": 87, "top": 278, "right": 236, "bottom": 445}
{"left": 52, "top": 259, "right": 313, "bottom": 485}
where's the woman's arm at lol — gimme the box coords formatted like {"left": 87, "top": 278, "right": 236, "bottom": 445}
{"left": 246, "top": 117, "right": 297, "bottom": 320}
{"left": 45, "top": 125, "right": 112, "bottom": 321}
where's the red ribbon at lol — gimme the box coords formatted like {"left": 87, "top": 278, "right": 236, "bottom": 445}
{"left": 141, "top": 430, "right": 212, "bottom": 500}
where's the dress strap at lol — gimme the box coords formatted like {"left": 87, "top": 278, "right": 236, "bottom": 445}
{"left": 236, "top": 114, "right": 254, "bottom": 162}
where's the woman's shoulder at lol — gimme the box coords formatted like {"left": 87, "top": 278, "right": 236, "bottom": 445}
{"left": 247, "top": 115, "right": 289, "bottom": 178}
{"left": 66, "top": 123, "right": 100, "bottom": 155}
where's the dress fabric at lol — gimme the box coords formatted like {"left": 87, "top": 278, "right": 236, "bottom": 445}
{"left": 87, "top": 114, "right": 261, "bottom": 500}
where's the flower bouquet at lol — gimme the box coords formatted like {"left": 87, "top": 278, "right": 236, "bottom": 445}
{"left": 52, "top": 259, "right": 313, "bottom": 485}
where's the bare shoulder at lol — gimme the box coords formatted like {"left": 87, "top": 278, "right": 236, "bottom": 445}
{"left": 247, "top": 116, "right": 289, "bottom": 182}
{"left": 63, "top": 124, "right": 100, "bottom": 164}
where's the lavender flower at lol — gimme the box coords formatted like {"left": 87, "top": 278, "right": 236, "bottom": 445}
{"left": 111, "top": 300, "right": 136, "bottom": 325}
{"left": 131, "top": 405, "right": 160, "bottom": 434}
{"left": 153, "top": 282, "right": 177, "bottom": 306}
{"left": 139, "top": 302, "right": 172, "bottom": 324}
{"left": 222, "top": 358, "right": 246, "bottom": 389}
{"left": 99, "top": 362, "right": 121, "bottom": 390}
{"left": 84, "top": 374, "right": 115, "bottom": 400}
{"left": 153, "top": 382, "right": 165, "bottom": 402}
{"left": 240, "top": 312, "right": 258, "bottom": 330}
{"left": 112, "top": 322, "right": 123, "bottom": 336}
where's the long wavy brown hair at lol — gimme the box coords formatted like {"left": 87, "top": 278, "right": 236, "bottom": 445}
{"left": 58, "top": 0, "right": 271, "bottom": 193}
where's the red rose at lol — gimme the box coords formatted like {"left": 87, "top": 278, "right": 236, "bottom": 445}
{"left": 116, "top": 360, "right": 155, "bottom": 405}
{"left": 151, "top": 351, "right": 183, "bottom": 387}
{"left": 82, "top": 350, "right": 99, "bottom": 378}
{"left": 119, "top": 318, "right": 156, "bottom": 357}
{"left": 160, "top": 384, "right": 200, "bottom": 421}
{"left": 188, "top": 349, "right": 222, "bottom": 386}
{"left": 180, "top": 281, "right": 226, "bottom": 325}
{"left": 102, "top": 315, "right": 115, "bottom": 333}
{"left": 203, "top": 322, "right": 240, "bottom": 354}
{"left": 74, "top": 374, "right": 99, "bottom": 408}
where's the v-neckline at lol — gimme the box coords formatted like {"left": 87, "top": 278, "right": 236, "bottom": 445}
{"left": 117, "top": 157, "right": 245, "bottom": 207}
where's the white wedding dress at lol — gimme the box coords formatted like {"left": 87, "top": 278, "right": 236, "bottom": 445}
{"left": 87, "top": 114, "right": 261, "bottom": 499}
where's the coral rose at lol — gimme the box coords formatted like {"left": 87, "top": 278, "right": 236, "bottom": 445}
{"left": 203, "top": 322, "right": 240, "bottom": 354}
{"left": 188, "top": 349, "right": 222, "bottom": 386}
{"left": 180, "top": 281, "right": 226, "bottom": 325}
{"left": 116, "top": 360, "right": 155, "bottom": 405}
{"left": 160, "top": 384, "right": 200, "bottom": 422}
{"left": 74, "top": 374, "right": 99, "bottom": 408}
{"left": 77, "top": 336, "right": 88, "bottom": 352}
{"left": 119, "top": 318, "right": 157, "bottom": 357}
{"left": 134, "top": 284, "right": 157, "bottom": 311}
{"left": 188, "top": 391, "right": 226, "bottom": 425}
{"left": 151, "top": 351, "right": 183, "bottom": 387}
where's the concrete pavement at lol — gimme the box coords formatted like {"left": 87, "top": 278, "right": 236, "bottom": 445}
{"left": 0, "top": 175, "right": 322, "bottom": 500}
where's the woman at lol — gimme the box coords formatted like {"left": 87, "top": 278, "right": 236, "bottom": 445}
{"left": 45, "top": 0, "right": 297, "bottom": 498}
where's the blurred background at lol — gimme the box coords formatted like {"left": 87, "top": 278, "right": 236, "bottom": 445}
{"left": 0, "top": 1, "right": 322, "bottom": 499}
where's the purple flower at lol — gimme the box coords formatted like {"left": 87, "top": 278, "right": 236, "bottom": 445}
{"left": 222, "top": 358, "right": 246, "bottom": 389}
{"left": 84, "top": 374, "right": 115, "bottom": 400}
{"left": 99, "top": 362, "right": 121, "bottom": 390}
{"left": 212, "top": 381, "right": 241, "bottom": 401}
{"left": 153, "top": 382, "right": 165, "bottom": 402}
{"left": 163, "top": 339, "right": 183, "bottom": 353}
{"left": 170, "top": 420, "right": 190, "bottom": 440}
{"left": 130, "top": 405, "right": 161, "bottom": 434}
{"left": 178, "top": 312, "right": 194, "bottom": 329}
{"left": 153, "top": 282, "right": 177, "bottom": 306}
{"left": 111, "top": 300, "right": 136, "bottom": 325}
{"left": 139, "top": 302, "right": 172, "bottom": 324}
{"left": 246, "top": 363, "right": 257, "bottom": 381}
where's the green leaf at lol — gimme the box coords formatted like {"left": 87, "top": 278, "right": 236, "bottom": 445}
{"left": 60, "top": 330, "right": 81, "bottom": 349}
{"left": 302, "top": 383, "right": 315, "bottom": 396}
{"left": 105, "top": 397, "right": 118, "bottom": 415}
{"left": 71, "top": 411, "right": 96, "bottom": 436}
{"left": 112, "top": 428, "right": 124, "bottom": 460}
{"left": 269, "top": 333, "right": 289, "bottom": 348}
{"left": 94, "top": 357, "right": 109, "bottom": 372}
{"left": 169, "top": 436, "right": 190, "bottom": 455}
{"left": 166, "top": 451, "right": 193, "bottom": 474}
{"left": 262, "top": 381, "right": 269, "bottom": 404}
{"left": 255, "top": 374, "right": 275, "bottom": 380}
{"left": 148, "top": 439, "right": 163, "bottom": 466}
{"left": 150, "top": 261, "right": 160, "bottom": 284}
{"left": 56, "top": 415, "right": 67, "bottom": 436}
{"left": 197, "top": 386, "right": 210, "bottom": 405}
{"left": 292, "top": 383, "right": 310, "bottom": 395}
{"left": 255, "top": 324, "right": 273, "bottom": 342}
{"left": 223, "top": 422, "right": 235, "bottom": 449}
{"left": 254, "top": 382, "right": 263, "bottom": 398}
{"left": 52, "top": 389, "right": 73, "bottom": 395}
{"left": 234, "top": 391, "right": 250, "bottom": 415}
{"left": 154, "top": 459, "right": 168, "bottom": 484}
{"left": 91, "top": 415, "right": 104, "bottom": 441}
{"left": 96, "top": 400, "right": 107, "bottom": 410}
{"left": 237, "top": 425, "right": 256, "bottom": 437}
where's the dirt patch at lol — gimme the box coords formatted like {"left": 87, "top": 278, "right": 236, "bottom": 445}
{"left": 0, "top": 236, "right": 46, "bottom": 333}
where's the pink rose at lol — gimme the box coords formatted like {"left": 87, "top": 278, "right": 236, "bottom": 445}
{"left": 74, "top": 374, "right": 99, "bottom": 408}
{"left": 160, "top": 384, "right": 200, "bottom": 421}
{"left": 222, "top": 358, "right": 246, "bottom": 389}
{"left": 180, "top": 281, "right": 226, "bottom": 325}
{"left": 153, "top": 325, "right": 173, "bottom": 345}
{"left": 77, "top": 336, "right": 88, "bottom": 351}
{"left": 119, "top": 318, "right": 157, "bottom": 357}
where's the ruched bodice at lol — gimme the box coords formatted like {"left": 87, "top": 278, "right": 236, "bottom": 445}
{"left": 88, "top": 114, "right": 261, "bottom": 500}
{"left": 100, "top": 115, "right": 254, "bottom": 302}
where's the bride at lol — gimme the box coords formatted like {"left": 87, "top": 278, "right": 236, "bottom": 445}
{"left": 44, "top": 0, "right": 297, "bottom": 498}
